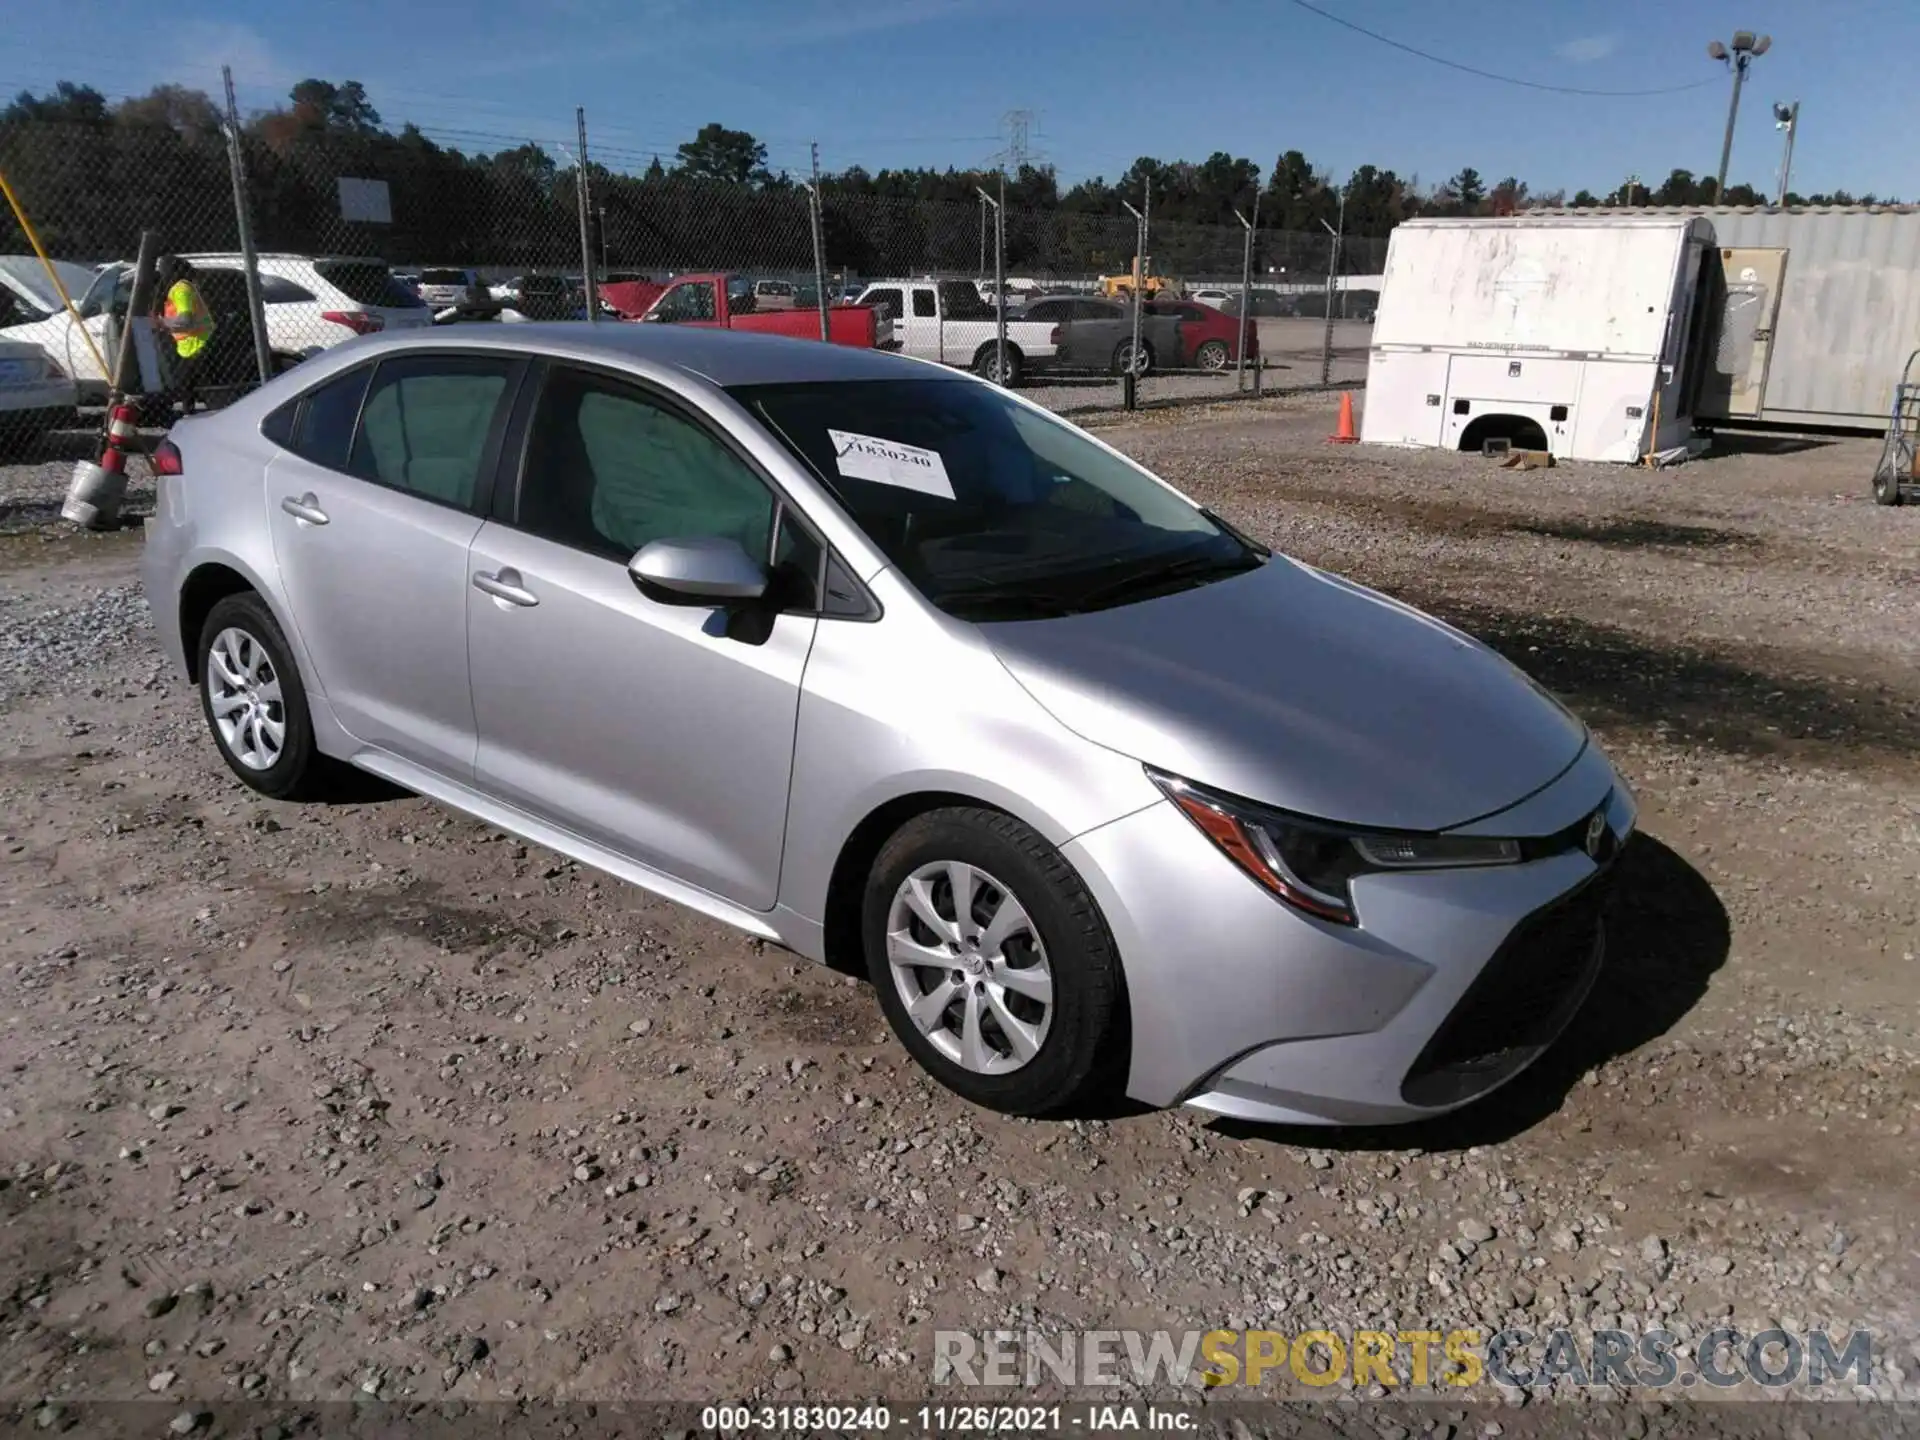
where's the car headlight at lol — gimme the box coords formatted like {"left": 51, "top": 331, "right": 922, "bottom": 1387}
{"left": 1148, "top": 769, "right": 1521, "bottom": 925}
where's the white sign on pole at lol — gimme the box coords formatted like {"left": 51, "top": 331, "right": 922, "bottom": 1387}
{"left": 337, "top": 177, "right": 392, "bottom": 224}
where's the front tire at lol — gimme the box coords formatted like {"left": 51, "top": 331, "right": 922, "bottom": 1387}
{"left": 863, "top": 807, "right": 1123, "bottom": 1116}
{"left": 1195, "top": 338, "right": 1231, "bottom": 372}
{"left": 196, "top": 592, "right": 334, "bottom": 800}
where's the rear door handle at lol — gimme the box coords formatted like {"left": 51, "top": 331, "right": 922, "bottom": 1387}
{"left": 279, "top": 493, "right": 328, "bottom": 526}
{"left": 473, "top": 568, "right": 539, "bottom": 608}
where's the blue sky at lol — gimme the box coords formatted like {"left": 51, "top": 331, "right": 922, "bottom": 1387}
{"left": 8, "top": 0, "right": 1918, "bottom": 198}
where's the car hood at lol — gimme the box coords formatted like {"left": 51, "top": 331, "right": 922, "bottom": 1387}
{"left": 983, "top": 557, "right": 1588, "bottom": 832}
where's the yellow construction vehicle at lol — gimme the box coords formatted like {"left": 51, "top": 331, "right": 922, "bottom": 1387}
{"left": 1098, "top": 256, "right": 1172, "bottom": 299}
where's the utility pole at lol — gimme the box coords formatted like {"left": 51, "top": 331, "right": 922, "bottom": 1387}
{"left": 219, "top": 65, "right": 272, "bottom": 384}
{"left": 1001, "top": 109, "right": 1033, "bottom": 174}
{"left": 574, "top": 107, "right": 598, "bottom": 323}
{"left": 1707, "top": 32, "right": 1772, "bottom": 202}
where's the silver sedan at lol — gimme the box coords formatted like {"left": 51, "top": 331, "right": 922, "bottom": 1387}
{"left": 140, "top": 323, "right": 1634, "bottom": 1124}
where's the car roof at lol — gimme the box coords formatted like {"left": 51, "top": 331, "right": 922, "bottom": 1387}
{"left": 339, "top": 322, "right": 961, "bottom": 388}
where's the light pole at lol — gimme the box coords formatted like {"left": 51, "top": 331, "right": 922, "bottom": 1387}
{"left": 1707, "top": 31, "right": 1772, "bottom": 202}
{"left": 1233, "top": 193, "right": 1258, "bottom": 391}
{"left": 1319, "top": 182, "right": 1346, "bottom": 386}
{"left": 1121, "top": 191, "right": 1148, "bottom": 406}
{"left": 1773, "top": 101, "right": 1800, "bottom": 207}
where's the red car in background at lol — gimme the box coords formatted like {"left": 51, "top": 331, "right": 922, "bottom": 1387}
{"left": 1147, "top": 297, "right": 1257, "bottom": 371}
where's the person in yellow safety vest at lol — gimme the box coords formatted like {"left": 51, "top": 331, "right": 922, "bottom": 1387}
{"left": 154, "top": 254, "right": 214, "bottom": 410}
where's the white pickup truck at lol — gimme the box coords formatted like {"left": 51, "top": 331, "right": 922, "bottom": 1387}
{"left": 854, "top": 278, "right": 1058, "bottom": 385}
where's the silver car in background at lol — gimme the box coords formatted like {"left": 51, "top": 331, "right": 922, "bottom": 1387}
{"left": 140, "top": 324, "right": 1634, "bottom": 1124}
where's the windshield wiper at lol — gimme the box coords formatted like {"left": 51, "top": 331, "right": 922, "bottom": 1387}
{"left": 936, "top": 587, "right": 1082, "bottom": 621}
{"left": 1075, "top": 550, "right": 1265, "bottom": 609}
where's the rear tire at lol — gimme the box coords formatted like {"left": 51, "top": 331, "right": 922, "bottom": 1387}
{"left": 863, "top": 807, "right": 1124, "bottom": 1117}
{"left": 196, "top": 592, "right": 337, "bottom": 800}
{"left": 972, "top": 342, "right": 1023, "bottom": 387}
{"left": 1112, "top": 339, "right": 1153, "bottom": 377}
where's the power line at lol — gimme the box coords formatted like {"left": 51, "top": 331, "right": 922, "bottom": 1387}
{"left": 1281, "top": 0, "right": 1722, "bottom": 97}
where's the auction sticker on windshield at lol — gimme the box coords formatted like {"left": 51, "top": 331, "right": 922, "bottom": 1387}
{"left": 828, "top": 429, "right": 955, "bottom": 499}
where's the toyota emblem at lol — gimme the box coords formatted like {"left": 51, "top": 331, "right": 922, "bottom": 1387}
{"left": 1584, "top": 810, "right": 1608, "bottom": 859}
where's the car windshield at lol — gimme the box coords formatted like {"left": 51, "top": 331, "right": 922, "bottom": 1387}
{"left": 419, "top": 269, "right": 468, "bottom": 286}
{"left": 734, "top": 377, "right": 1263, "bottom": 620}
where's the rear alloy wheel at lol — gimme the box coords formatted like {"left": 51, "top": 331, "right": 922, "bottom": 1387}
{"left": 197, "top": 592, "right": 334, "bottom": 800}
{"left": 1112, "top": 339, "right": 1153, "bottom": 377}
{"left": 864, "top": 807, "right": 1123, "bottom": 1116}
{"left": 1194, "top": 339, "right": 1231, "bottom": 372}
{"left": 972, "top": 342, "right": 1022, "bottom": 387}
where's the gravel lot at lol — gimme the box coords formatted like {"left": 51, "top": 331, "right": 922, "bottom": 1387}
{"left": 1, "top": 399, "right": 1917, "bottom": 1428}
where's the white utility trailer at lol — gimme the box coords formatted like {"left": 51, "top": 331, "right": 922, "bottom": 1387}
{"left": 1362, "top": 215, "right": 1722, "bottom": 463}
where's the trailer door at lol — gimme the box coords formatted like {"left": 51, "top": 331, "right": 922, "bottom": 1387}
{"left": 1702, "top": 247, "right": 1788, "bottom": 418}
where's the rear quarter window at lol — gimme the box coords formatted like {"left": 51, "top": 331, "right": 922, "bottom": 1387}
{"left": 258, "top": 275, "right": 315, "bottom": 304}
{"left": 286, "top": 364, "right": 373, "bottom": 472}
{"left": 315, "top": 260, "right": 425, "bottom": 309}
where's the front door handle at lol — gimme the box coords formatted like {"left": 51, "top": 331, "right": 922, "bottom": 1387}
{"left": 279, "top": 493, "right": 329, "bottom": 526}
{"left": 473, "top": 568, "right": 539, "bottom": 608}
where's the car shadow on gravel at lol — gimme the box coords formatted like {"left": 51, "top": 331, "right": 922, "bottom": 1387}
{"left": 1208, "top": 833, "right": 1728, "bottom": 1153}
{"left": 1506, "top": 516, "right": 1758, "bottom": 551}
{"left": 1421, "top": 601, "right": 1920, "bottom": 765}
{"left": 1698, "top": 432, "right": 1837, "bottom": 457}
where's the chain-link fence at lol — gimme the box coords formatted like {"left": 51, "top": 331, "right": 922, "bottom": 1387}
{"left": 0, "top": 93, "right": 1387, "bottom": 463}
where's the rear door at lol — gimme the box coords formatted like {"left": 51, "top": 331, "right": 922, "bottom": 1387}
{"left": 265, "top": 351, "right": 525, "bottom": 777}
{"left": 1699, "top": 246, "right": 1789, "bottom": 418}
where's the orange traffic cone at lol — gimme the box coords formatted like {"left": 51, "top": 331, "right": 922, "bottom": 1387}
{"left": 1327, "top": 391, "right": 1358, "bottom": 444}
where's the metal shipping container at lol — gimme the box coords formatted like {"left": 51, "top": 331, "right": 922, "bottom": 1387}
{"left": 1526, "top": 204, "right": 1920, "bottom": 431}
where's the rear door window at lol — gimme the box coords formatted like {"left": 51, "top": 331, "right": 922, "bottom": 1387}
{"left": 346, "top": 354, "right": 519, "bottom": 508}
{"left": 863, "top": 287, "right": 903, "bottom": 319}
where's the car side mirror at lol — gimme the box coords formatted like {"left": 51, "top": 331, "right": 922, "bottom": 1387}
{"left": 628, "top": 536, "right": 769, "bottom": 605}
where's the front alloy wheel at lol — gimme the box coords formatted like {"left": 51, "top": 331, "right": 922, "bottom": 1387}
{"left": 885, "top": 861, "right": 1054, "bottom": 1074}
{"left": 863, "top": 806, "right": 1124, "bottom": 1116}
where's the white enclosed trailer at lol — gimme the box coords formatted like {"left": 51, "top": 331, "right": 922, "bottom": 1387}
{"left": 1362, "top": 216, "right": 1718, "bottom": 463}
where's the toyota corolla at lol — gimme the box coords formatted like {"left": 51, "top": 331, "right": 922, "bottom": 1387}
{"left": 140, "top": 324, "right": 1633, "bottom": 1124}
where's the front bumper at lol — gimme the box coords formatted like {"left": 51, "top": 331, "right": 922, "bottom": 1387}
{"left": 1062, "top": 741, "right": 1633, "bottom": 1125}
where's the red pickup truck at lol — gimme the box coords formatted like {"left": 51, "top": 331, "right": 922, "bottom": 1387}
{"left": 635, "top": 273, "right": 885, "bottom": 348}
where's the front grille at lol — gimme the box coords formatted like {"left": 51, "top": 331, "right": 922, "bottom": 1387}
{"left": 1400, "top": 872, "right": 1612, "bottom": 1109}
